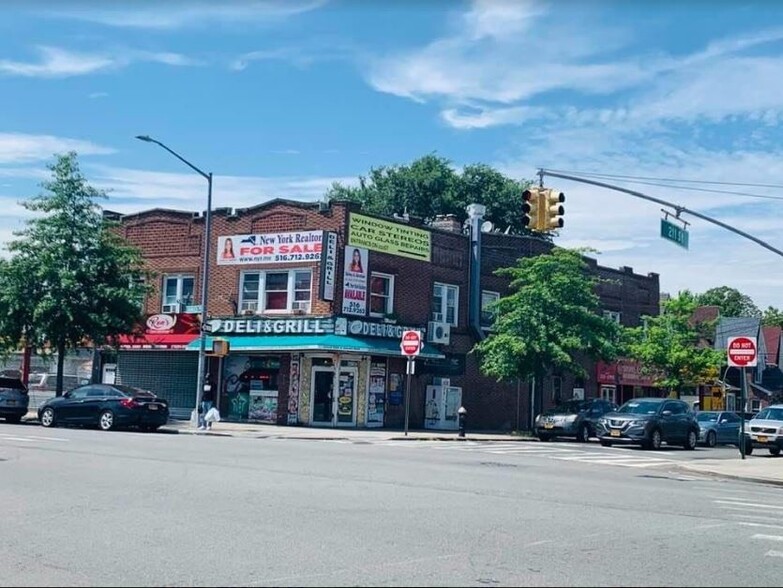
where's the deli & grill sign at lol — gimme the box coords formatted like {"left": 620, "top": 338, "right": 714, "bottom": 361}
{"left": 217, "top": 231, "right": 323, "bottom": 265}
{"left": 204, "top": 317, "right": 333, "bottom": 335}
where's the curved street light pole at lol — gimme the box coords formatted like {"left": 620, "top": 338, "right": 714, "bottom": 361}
{"left": 136, "top": 135, "right": 213, "bottom": 428}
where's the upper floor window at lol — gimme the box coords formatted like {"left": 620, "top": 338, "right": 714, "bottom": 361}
{"left": 603, "top": 310, "right": 621, "bottom": 324}
{"left": 432, "top": 282, "right": 459, "bottom": 326}
{"left": 162, "top": 274, "right": 194, "bottom": 313}
{"left": 481, "top": 290, "right": 500, "bottom": 328}
{"left": 370, "top": 273, "right": 395, "bottom": 317}
{"left": 239, "top": 269, "right": 312, "bottom": 314}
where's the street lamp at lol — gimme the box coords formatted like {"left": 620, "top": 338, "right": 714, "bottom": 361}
{"left": 136, "top": 135, "right": 213, "bottom": 428}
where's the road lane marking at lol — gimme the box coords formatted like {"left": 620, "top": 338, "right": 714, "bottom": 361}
{"left": 765, "top": 550, "right": 783, "bottom": 558}
{"left": 729, "top": 514, "right": 783, "bottom": 524}
{"left": 739, "top": 522, "right": 783, "bottom": 530}
{"left": 0, "top": 436, "right": 34, "bottom": 441}
{"left": 714, "top": 500, "right": 783, "bottom": 510}
{"left": 752, "top": 534, "right": 783, "bottom": 542}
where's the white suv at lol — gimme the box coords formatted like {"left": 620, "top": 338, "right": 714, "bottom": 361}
{"left": 742, "top": 405, "right": 783, "bottom": 456}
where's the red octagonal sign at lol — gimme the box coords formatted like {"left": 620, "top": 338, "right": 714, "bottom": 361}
{"left": 400, "top": 330, "right": 422, "bottom": 357}
{"left": 727, "top": 336, "right": 757, "bottom": 367}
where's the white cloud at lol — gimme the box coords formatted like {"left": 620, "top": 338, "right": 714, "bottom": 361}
{"left": 43, "top": 0, "right": 327, "bottom": 30}
{"left": 0, "top": 133, "right": 114, "bottom": 164}
{"left": 88, "top": 91, "right": 109, "bottom": 99}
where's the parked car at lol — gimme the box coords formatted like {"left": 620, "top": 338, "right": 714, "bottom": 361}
{"left": 0, "top": 376, "right": 29, "bottom": 423}
{"left": 741, "top": 405, "right": 783, "bottom": 456}
{"left": 534, "top": 398, "right": 619, "bottom": 442}
{"left": 696, "top": 411, "right": 741, "bottom": 447}
{"left": 38, "top": 383, "right": 169, "bottom": 431}
{"left": 596, "top": 398, "right": 700, "bottom": 450}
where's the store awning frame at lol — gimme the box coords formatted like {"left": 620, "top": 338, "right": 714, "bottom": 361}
{"left": 185, "top": 334, "right": 445, "bottom": 359}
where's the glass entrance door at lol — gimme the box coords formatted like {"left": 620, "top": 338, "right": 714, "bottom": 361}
{"left": 310, "top": 366, "right": 358, "bottom": 426}
{"left": 311, "top": 368, "right": 333, "bottom": 425}
{"left": 336, "top": 368, "right": 357, "bottom": 426}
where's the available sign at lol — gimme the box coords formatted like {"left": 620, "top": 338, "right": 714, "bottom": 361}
{"left": 348, "top": 213, "right": 431, "bottom": 262}
{"left": 216, "top": 231, "right": 323, "bottom": 265}
{"left": 727, "top": 336, "right": 757, "bottom": 367}
{"left": 341, "top": 246, "right": 368, "bottom": 316}
{"left": 319, "top": 231, "right": 338, "bottom": 301}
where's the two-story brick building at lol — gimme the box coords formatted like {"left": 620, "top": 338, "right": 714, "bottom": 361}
{"left": 103, "top": 198, "right": 660, "bottom": 431}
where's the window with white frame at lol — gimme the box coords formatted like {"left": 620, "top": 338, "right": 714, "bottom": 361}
{"left": 481, "top": 290, "right": 500, "bottom": 328}
{"left": 432, "top": 282, "right": 459, "bottom": 326}
{"left": 162, "top": 274, "right": 194, "bottom": 313}
{"left": 369, "top": 273, "right": 395, "bottom": 316}
{"left": 239, "top": 269, "right": 312, "bottom": 313}
{"left": 603, "top": 310, "right": 621, "bottom": 324}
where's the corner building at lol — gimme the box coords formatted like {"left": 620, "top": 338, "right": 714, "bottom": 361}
{"left": 105, "top": 199, "right": 659, "bottom": 430}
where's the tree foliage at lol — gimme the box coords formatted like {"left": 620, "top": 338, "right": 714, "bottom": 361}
{"left": 624, "top": 292, "right": 724, "bottom": 392}
{"left": 696, "top": 286, "right": 760, "bottom": 318}
{"left": 326, "top": 154, "right": 543, "bottom": 236}
{"left": 0, "top": 153, "right": 149, "bottom": 395}
{"left": 762, "top": 306, "right": 783, "bottom": 328}
{"left": 473, "top": 248, "right": 622, "bottom": 383}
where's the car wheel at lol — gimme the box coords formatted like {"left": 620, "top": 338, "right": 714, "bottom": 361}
{"left": 683, "top": 430, "right": 697, "bottom": 451}
{"left": 646, "top": 428, "right": 662, "bottom": 450}
{"left": 770, "top": 447, "right": 781, "bottom": 457}
{"left": 40, "top": 407, "right": 56, "bottom": 428}
{"left": 537, "top": 433, "right": 552, "bottom": 442}
{"left": 576, "top": 424, "right": 591, "bottom": 443}
{"left": 99, "top": 410, "right": 115, "bottom": 431}
{"left": 600, "top": 440, "right": 613, "bottom": 447}
{"left": 706, "top": 431, "right": 717, "bottom": 448}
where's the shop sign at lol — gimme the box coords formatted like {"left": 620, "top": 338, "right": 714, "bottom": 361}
{"left": 144, "top": 313, "right": 200, "bottom": 334}
{"left": 204, "top": 317, "right": 333, "bottom": 335}
{"left": 348, "top": 213, "right": 431, "bottom": 262}
{"left": 216, "top": 230, "right": 323, "bottom": 265}
{"left": 341, "top": 246, "right": 368, "bottom": 316}
{"left": 319, "top": 231, "right": 338, "bottom": 301}
{"left": 333, "top": 317, "right": 424, "bottom": 339}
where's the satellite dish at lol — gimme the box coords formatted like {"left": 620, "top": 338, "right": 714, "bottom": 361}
{"left": 481, "top": 220, "right": 494, "bottom": 233}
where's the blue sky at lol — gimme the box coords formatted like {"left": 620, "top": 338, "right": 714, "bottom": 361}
{"left": 3, "top": 0, "right": 783, "bottom": 308}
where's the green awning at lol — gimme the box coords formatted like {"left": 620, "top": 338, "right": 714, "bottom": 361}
{"left": 186, "top": 333, "right": 444, "bottom": 359}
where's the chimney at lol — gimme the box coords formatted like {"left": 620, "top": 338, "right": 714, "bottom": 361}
{"left": 431, "top": 214, "right": 462, "bottom": 233}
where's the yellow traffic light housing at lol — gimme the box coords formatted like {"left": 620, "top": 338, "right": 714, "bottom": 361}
{"left": 542, "top": 189, "right": 565, "bottom": 230}
{"left": 522, "top": 187, "right": 542, "bottom": 231}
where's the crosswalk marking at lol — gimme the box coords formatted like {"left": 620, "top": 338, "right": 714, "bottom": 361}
{"left": 752, "top": 534, "right": 783, "bottom": 542}
{"left": 766, "top": 550, "right": 783, "bottom": 558}
{"left": 715, "top": 500, "right": 783, "bottom": 510}
{"left": 0, "top": 433, "right": 69, "bottom": 443}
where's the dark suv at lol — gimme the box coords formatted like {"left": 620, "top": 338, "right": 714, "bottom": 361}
{"left": 0, "top": 375, "right": 29, "bottom": 423}
{"left": 534, "top": 398, "right": 619, "bottom": 442}
{"left": 596, "top": 398, "right": 699, "bottom": 450}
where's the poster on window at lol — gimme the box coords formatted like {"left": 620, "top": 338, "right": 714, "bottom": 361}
{"left": 221, "top": 355, "right": 279, "bottom": 422}
{"left": 287, "top": 355, "right": 300, "bottom": 425}
{"left": 341, "top": 246, "right": 368, "bottom": 316}
{"left": 367, "top": 361, "right": 386, "bottom": 427}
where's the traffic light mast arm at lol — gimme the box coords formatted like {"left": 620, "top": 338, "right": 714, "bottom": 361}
{"left": 538, "top": 169, "right": 783, "bottom": 259}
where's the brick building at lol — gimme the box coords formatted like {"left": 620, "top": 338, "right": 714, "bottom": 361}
{"left": 103, "top": 198, "right": 660, "bottom": 430}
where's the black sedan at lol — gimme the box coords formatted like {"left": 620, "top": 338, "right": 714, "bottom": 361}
{"left": 38, "top": 384, "right": 169, "bottom": 431}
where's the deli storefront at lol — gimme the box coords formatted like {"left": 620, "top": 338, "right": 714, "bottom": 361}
{"left": 595, "top": 358, "right": 660, "bottom": 405}
{"left": 192, "top": 316, "right": 443, "bottom": 428}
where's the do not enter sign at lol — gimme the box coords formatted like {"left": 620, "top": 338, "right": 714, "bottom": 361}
{"left": 727, "top": 336, "right": 757, "bottom": 367}
{"left": 400, "top": 330, "right": 422, "bottom": 357}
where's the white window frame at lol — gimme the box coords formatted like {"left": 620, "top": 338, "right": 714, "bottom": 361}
{"left": 162, "top": 274, "right": 194, "bottom": 313}
{"left": 369, "top": 272, "right": 395, "bottom": 317}
{"left": 481, "top": 290, "right": 500, "bottom": 329}
{"left": 603, "top": 310, "right": 621, "bottom": 324}
{"left": 432, "top": 282, "right": 459, "bottom": 327}
{"left": 238, "top": 269, "right": 312, "bottom": 314}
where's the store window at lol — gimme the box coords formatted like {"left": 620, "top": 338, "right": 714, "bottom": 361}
{"left": 370, "top": 273, "right": 395, "bottom": 316}
{"left": 239, "top": 269, "right": 312, "bottom": 313}
{"left": 603, "top": 310, "right": 622, "bottom": 324}
{"left": 162, "top": 274, "right": 194, "bottom": 313}
{"left": 481, "top": 290, "right": 500, "bottom": 328}
{"left": 432, "top": 282, "right": 459, "bottom": 326}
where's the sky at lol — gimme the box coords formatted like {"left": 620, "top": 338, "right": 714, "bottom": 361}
{"left": 2, "top": 0, "right": 783, "bottom": 308}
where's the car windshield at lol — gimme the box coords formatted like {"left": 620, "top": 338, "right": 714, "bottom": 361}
{"left": 696, "top": 412, "right": 719, "bottom": 422}
{"left": 546, "top": 401, "right": 589, "bottom": 415}
{"left": 618, "top": 400, "right": 661, "bottom": 415}
{"left": 113, "top": 384, "right": 154, "bottom": 397}
{"left": 755, "top": 408, "right": 783, "bottom": 421}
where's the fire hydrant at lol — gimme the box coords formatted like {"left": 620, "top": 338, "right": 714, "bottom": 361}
{"left": 458, "top": 406, "right": 467, "bottom": 438}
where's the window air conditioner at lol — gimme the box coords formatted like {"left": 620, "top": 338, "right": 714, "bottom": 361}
{"left": 427, "top": 322, "right": 451, "bottom": 345}
{"left": 292, "top": 301, "right": 310, "bottom": 313}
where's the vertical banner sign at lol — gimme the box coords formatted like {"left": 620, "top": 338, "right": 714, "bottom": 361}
{"left": 319, "top": 231, "right": 338, "bottom": 301}
{"left": 341, "top": 246, "right": 368, "bottom": 316}
{"left": 287, "top": 355, "right": 300, "bottom": 425}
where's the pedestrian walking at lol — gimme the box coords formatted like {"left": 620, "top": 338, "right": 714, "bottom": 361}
{"left": 199, "top": 374, "right": 215, "bottom": 430}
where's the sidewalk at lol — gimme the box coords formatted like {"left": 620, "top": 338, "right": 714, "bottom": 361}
{"left": 677, "top": 457, "right": 783, "bottom": 487}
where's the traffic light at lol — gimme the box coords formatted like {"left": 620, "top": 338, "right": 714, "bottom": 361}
{"left": 522, "top": 187, "right": 541, "bottom": 230}
{"left": 542, "top": 189, "right": 565, "bottom": 230}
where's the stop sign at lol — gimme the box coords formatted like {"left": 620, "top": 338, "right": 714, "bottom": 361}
{"left": 400, "top": 330, "right": 422, "bottom": 357}
{"left": 727, "top": 336, "right": 757, "bottom": 367}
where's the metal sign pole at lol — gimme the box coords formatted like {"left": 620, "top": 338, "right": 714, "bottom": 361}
{"left": 404, "top": 357, "right": 414, "bottom": 436}
{"left": 740, "top": 366, "right": 747, "bottom": 460}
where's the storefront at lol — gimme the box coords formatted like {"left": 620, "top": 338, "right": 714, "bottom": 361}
{"left": 596, "top": 359, "right": 660, "bottom": 405}
{"left": 191, "top": 315, "right": 443, "bottom": 428}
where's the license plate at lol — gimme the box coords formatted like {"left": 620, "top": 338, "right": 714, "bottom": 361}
{"left": 611, "top": 430, "right": 621, "bottom": 437}
{"left": 148, "top": 404, "right": 159, "bottom": 411}
{"left": 757, "top": 435, "right": 767, "bottom": 443}
{"left": 544, "top": 423, "right": 554, "bottom": 429}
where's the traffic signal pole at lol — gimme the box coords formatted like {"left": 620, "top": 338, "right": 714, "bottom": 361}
{"left": 538, "top": 169, "right": 783, "bottom": 259}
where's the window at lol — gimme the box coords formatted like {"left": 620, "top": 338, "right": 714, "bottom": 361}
{"left": 481, "top": 291, "right": 500, "bottom": 328}
{"left": 369, "top": 273, "right": 395, "bottom": 316}
{"left": 239, "top": 269, "right": 312, "bottom": 313}
{"left": 603, "top": 310, "right": 621, "bottom": 324}
{"left": 162, "top": 275, "right": 194, "bottom": 313}
{"left": 432, "top": 283, "right": 459, "bottom": 326}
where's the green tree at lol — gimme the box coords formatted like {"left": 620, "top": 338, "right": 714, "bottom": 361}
{"left": 624, "top": 292, "right": 724, "bottom": 393}
{"left": 762, "top": 306, "right": 783, "bottom": 328}
{"left": 0, "top": 153, "right": 150, "bottom": 395}
{"left": 473, "top": 248, "right": 622, "bottom": 385}
{"left": 326, "top": 154, "right": 541, "bottom": 235}
{"left": 697, "top": 286, "right": 760, "bottom": 318}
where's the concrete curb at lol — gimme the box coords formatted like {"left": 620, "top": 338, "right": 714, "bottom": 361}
{"left": 674, "top": 464, "right": 783, "bottom": 488}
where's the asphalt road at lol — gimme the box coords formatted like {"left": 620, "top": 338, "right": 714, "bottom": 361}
{"left": 2, "top": 423, "right": 782, "bottom": 587}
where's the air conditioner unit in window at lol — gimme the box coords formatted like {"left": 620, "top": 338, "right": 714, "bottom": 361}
{"left": 292, "top": 301, "right": 310, "bottom": 313}
{"left": 240, "top": 309, "right": 256, "bottom": 316}
{"left": 427, "top": 321, "right": 451, "bottom": 345}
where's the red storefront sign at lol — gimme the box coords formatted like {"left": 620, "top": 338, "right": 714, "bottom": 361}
{"left": 596, "top": 358, "right": 657, "bottom": 387}
{"left": 117, "top": 313, "right": 200, "bottom": 350}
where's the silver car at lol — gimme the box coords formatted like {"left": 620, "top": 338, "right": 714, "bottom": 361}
{"left": 0, "top": 376, "right": 29, "bottom": 423}
{"left": 742, "top": 405, "right": 783, "bottom": 456}
{"left": 696, "top": 411, "right": 741, "bottom": 447}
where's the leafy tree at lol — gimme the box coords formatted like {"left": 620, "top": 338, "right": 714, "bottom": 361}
{"left": 697, "top": 286, "right": 760, "bottom": 318}
{"left": 624, "top": 292, "right": 724, "bottom": 393}
{"left": 473, "top": 248, "right": 622, "bottom": 386}
{"left": 326, "top": 154, "right": 542, "bottom": 236}
{"left": 762, "top": 306, "right": 783, "bottom": 328}
{"left": 0, "top": 153, "right": 149, "bottom": 395}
